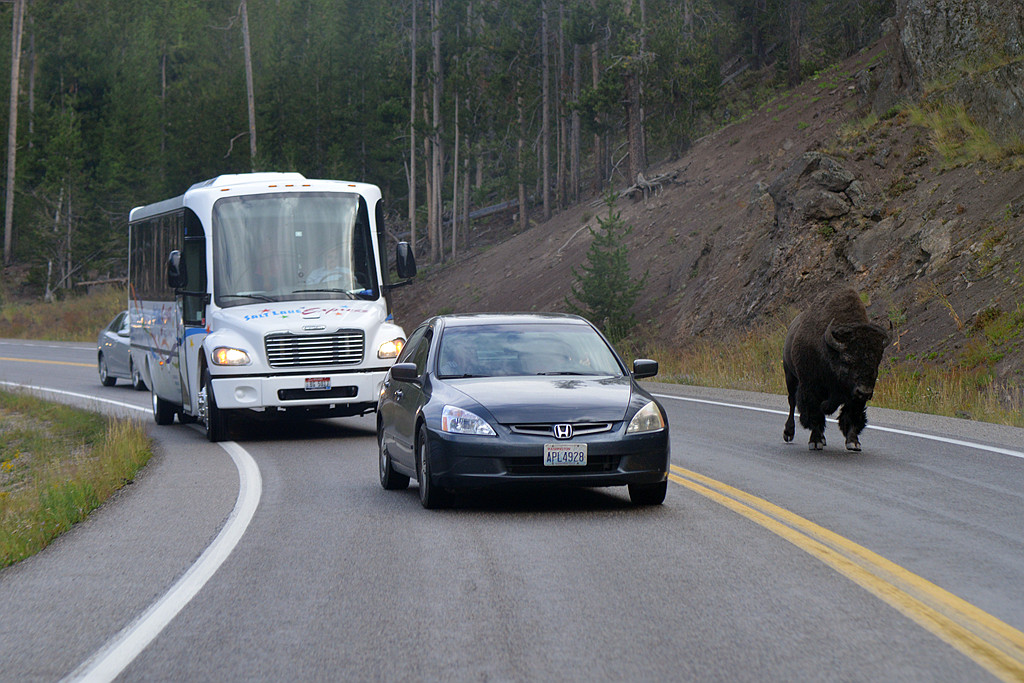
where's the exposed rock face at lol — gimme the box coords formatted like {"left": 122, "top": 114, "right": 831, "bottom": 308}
{"left": 889, "top": 0, "right": 1024, "bottom": 143}
{"left": 899, "top": 0, "right": 1023, "bottom": 83}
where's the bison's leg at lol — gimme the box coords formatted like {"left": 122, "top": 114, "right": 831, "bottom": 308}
{"left": 783, "top": 366, "right": 798, "bottom": 443}
{"left": 839, "top": 401, "right": 868, "bottom": 451}
{"left": 802, "top": 402, "right": 827, "bottom": 450}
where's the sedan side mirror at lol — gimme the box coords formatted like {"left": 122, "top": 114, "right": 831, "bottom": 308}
{"left": 390, "top": 362, "right": 421, "bottom": 383}
{"left": 395, "top": 242, "right": 417, "bottom": 280}
{"left": 632, "top": 359, "right": 659, "bottom": 380}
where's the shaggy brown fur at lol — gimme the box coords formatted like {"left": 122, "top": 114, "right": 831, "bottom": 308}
{"left": 782, "top": 289, "right": 889, "bottom": 451}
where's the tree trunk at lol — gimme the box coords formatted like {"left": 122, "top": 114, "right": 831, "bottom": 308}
{"left": 570, "top": 42, "right": 580, "bottom": 204}
{"left": 516, "top": 92, "right": 527, "bottom": 233}
{"left": 409, "top": 0, "right": 417, "bottom": 253}
{"left": 430, "top": 0, "right": 443, "bottom": 263}
{"left": 540, "top": 1, "right": 551, "bottom": 221}
{"left": 4, "top": 0, "right": 26, "bottom": 266}
{"left": 240, "top": 0, "right": 257, "bottom": 168}
{"left": 451, "top": 94, "right": 459, "bottom": 260}
{"left": 590, "top": 41, "right": 604, "bottom": 193}
{"left": 788, "top": 0, "right": 802, "bottom": 86}
{"left": 753, "top": 0, "right": 767, "bottom": 69}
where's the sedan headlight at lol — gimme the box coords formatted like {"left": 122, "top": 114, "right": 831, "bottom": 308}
{"left": 441, "top": 405, "right": 496, "bottom": 436}
{"left": 378, "top": 338, "right": 405, "bottom": 359}
{"left": 212, "top": 347, "right": 251, "bottom": 366}
{"left": 627, "top": 400, "right": 665, "bottom": 434}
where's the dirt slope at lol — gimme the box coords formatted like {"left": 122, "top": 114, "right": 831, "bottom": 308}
{"left": 394, "top": 38, "right": 1024, "bottom": 385}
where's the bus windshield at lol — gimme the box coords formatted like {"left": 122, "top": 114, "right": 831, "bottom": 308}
{"left": 212, "top": 192, "right": 378, "bottom": 308}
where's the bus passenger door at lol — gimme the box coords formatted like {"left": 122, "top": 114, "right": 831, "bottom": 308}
{"left": 173, "top": 224, "right": 208, "bottom": 416}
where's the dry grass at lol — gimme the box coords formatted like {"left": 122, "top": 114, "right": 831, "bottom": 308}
{"left": 637, "top": 324, "right": 1024, "bottom": 429}
{"left": 0, "top": 286, "right": 125, "bottom": 341}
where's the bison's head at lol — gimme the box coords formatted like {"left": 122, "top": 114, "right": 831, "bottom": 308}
{"left": 824, "top": 321, "right": 890, "bottom": 401}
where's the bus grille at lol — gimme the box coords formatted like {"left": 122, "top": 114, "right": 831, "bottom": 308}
{"left": 265, "top": 331, "right": 365, "bottom": 367}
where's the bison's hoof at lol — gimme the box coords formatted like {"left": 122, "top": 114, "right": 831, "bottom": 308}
{"left": 783, "top": 432, "right": 793, "bottom": 443}
{"left": 845, "top": 440, "right": 861, "bottom": 452}
{"left": 809, "top": 440, "right": 825, "bottom": 451}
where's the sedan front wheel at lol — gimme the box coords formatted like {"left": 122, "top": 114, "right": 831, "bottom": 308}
{"left": 628, "top": 480, "right": 667, "bottom": 506}
{"left": 417, "top": 424, "right": 448, "bottom": 509}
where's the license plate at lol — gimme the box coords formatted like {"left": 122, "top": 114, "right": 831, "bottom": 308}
{"left": 544, "top": 443, "right": 587, "bottom": 466}
{"left": 304, "top": 377, "right": 331, "bottom": 391}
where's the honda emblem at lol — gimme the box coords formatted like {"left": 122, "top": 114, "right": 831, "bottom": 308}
{"left": 553, "top": 424, "right": 573, "bottom": 440}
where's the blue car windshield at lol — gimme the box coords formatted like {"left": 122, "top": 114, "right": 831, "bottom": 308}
{"left": 436, "top": 324, "right": 624, "bottom": 378}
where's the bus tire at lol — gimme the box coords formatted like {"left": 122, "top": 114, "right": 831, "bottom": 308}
{"left": 152, "top": 387, "right": 176, "bottom": 425}
{"left": 202, "top": 368, "right": 230, "bottom": 442}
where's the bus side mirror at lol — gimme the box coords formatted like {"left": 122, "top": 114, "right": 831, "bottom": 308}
{"left": 395, "top": 242, "right": 416, "bottom": 280}
{"left": 167, "top": 250, "right": 187, "bottom": 290}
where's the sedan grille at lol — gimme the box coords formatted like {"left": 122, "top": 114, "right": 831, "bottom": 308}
{"left": 265, "top": 330, "right": 365, "bottom": 368}
{"left": 504, "top": 454, "right": 621, "bottom": 475}
{"left": 509, "top": 422, "right": 614, "bottom": 438}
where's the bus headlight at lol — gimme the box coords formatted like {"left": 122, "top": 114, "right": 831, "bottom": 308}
{"left": 212, "top": 347, "right": 252, "bottom": 366}
{"left": 378, "top": 338, "right": 404, "bottom": 359}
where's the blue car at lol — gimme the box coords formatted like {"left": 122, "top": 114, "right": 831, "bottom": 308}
{"left": 376, "top": 313, "right": 669, "bottom": 508}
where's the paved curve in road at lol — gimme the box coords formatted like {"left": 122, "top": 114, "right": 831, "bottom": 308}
{"left": 2, "top": 338, "right": 1024, "bottom": 681}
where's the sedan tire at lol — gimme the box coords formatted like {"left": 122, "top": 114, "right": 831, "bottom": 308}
{"left": 130, "top": 360, "right": 147, "bottom": 391}
{"left": 98, "top": 354, "right": 116, "bottom": 387}
{"left": 628, "top": 480, "right": 667, "bottom": 506}
{"left": 379, "top": 426, "right": 410, "bottom": 490}
{"left": 417, "top": 424, "right": 448, "bottom": 509}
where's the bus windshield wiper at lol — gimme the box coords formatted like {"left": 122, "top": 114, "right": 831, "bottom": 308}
{"left": 221, "top": 292, "right": 277, "bottom": 302}
{"left": 291, "top": 288, "right": 356, "bottom": 298}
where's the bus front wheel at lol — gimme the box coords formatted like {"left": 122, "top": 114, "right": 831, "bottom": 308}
{"left": 199, "top": 368, "right": 230, "bottom": 442}
{"left": 152, "top": 387, "right": 176, "bottom": 425}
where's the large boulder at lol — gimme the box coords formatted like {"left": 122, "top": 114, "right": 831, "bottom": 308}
{"left": 768, "top": 153, "right": 857, "bottom": 229}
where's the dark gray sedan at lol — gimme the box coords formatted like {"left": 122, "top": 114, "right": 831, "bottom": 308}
{"left": 97, "top": 310, "right": 146, "bottom": 390}
{"left": 376, "top": 313, "right": 669, "bottom": 508}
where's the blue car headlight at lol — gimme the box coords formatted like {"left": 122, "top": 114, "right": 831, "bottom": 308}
{"left": 627, "top": 400, "right": 665, "bottom": 434}
{"left": 441, "top": 405, "right": 496, "bottom": 436}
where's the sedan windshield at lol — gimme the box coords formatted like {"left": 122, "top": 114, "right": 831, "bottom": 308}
{"left": 213, "top": 192, "right": 378, "bottom": 307}
{"left": 436, "top": 323, "right": 624, "bottom": 378}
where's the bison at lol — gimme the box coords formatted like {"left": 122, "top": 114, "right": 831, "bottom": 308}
{"left": 782, "top": 289, "right": 890, "bottom": 451}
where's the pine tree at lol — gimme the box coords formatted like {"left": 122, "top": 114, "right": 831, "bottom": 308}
{"left": 565, "top": 195, "right": 648, "bottom": 344}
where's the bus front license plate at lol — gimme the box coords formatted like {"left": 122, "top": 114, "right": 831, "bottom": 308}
{"left": 305, "top": 377, "right": 331, "bottom": 391}
{"left": 544, "top": 444, "right": 587, "bottom": 466}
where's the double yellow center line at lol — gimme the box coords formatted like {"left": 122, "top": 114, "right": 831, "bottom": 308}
{"left": 0, "top": 356, "right": 93, "bottom": 368}
{"left": 670, "top": 464, "right": 1024, "bottom": 681}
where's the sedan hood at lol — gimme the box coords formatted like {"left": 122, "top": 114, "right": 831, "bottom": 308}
{"left": 448, "top": 376, "right": 634, "bottom": 423}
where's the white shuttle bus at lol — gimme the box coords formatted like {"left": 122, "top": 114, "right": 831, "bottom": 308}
{"left": 128, "top": 172, "right": 416, "bottom": 441}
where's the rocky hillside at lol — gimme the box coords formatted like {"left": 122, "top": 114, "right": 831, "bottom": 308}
{"left": 394, "top": 0, "right": 1024, "bottom": 387}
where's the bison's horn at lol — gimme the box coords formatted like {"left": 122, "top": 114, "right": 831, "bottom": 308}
{"left": 824, "top": 320, "right": 846, "bottom": 352}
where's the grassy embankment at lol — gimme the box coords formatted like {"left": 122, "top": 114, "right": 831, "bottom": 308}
{"left": 0, "top": 392, "right": 151, "bottom": 568}
{"left": 1, "top": 286, "right": 150, "bottom": 568}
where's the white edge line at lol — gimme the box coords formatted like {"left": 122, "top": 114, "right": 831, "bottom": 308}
{"left": 0, "top": 381, "right": 261, "bottom": 682}
{"left": 67, "top": 441, "right": 261, "bottom": 683}
{"left": 650, "top": 393, "right": 1024, "bottom": 461}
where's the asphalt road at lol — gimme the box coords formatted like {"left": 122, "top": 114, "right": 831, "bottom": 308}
{"left": 1, "top": 338, "right": 1023, "bottom": 682}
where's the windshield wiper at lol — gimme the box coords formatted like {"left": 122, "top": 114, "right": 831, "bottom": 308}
{"left": 534, "top": 371, "right": 591, "bottom": 376}
{"left": 291, "top": 288, "right": 356, "bottom": 298}
{"left": 439, "top": 373, "right": 489, "bottom": 379}
{"left": 221, "top": 292, "right": 277, "bottom": 303}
